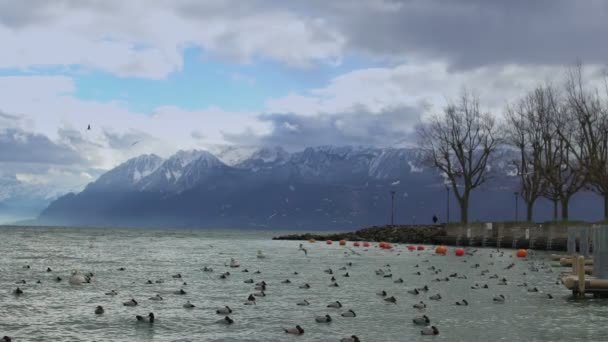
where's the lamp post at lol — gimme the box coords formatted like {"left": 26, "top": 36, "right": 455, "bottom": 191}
{"left": 514, "top": 191, "right": 519, "bottom": 222}
{"left": 446, "top": 186, "right": 450, "bottom": 224}
{"left": 390, "top": 190, "right": 396, "bottom": 226}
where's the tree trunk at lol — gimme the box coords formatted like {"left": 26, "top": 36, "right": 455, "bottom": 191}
{"left": 552, "top": 200, "right": 558, "bottom": 221}
{"left": 459, "top": 197, "right": 469, "bottom": 224}
{"left": 604, "top": 193, "right": 608, "bottom": 222}
{"left": 526, "top": 200, "right": 534, "bottom": 222}
{"left": 561, "top": 197, "right": 570, "bottom": 221}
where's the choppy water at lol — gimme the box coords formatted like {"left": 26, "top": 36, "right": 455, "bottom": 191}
{"left": 0, "top": 226, "right": 606, "bottom": 341}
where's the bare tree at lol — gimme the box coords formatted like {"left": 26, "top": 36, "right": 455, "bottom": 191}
{"left": 417, "top": 92, "right": 500, "bottom": 224}
{"left": 560, "top": 64, "right": 608, "bottom": 220}
{"left": 504, "top": 89, "right": 547, "bottom": 222}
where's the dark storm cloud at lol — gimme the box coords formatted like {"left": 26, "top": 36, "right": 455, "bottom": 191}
{"left": 225, "top": 106, "right": 420, "bottom": 150}
{"left": 0, "top": 128, "right": 85, "bottom": 164}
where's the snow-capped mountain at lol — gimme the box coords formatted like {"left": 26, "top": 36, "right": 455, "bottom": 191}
{"left": 36, "top": 145, "right": 603, "bottom": 229}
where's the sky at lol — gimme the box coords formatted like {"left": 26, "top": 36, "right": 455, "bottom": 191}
{"left": 1, "top": 0, "right": 608, "bottom": 195}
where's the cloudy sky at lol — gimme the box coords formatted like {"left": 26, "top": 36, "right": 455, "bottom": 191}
{"left": 1, "top": 0, "right": 608, "bottom": 194}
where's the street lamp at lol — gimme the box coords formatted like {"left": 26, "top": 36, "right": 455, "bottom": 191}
{"left": 390, "top": 190, "right": 396, "bottom": 226}
{"left": 514, "top": 191, "right": 519, "bottom": 222}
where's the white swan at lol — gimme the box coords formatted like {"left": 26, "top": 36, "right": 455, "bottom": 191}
{"left": 69, "top": 270, "right": 86, "bottom": 285}
{"left": 229, "top": 258, "right": 240, "bottom": 268}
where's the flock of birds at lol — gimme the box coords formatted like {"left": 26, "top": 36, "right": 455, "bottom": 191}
{"left": 2, "top": 243, "right": 561, "bottom": 341}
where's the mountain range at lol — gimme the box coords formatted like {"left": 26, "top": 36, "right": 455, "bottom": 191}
{"left": 34, "top": 145, "right": 605, "bottom": 229}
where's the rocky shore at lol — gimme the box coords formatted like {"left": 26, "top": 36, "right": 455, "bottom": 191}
{"left": 273, "top": 224, "right": 446, "bottom": 244}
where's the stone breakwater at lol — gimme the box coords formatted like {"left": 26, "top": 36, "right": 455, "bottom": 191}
{"left": 272, "top": 224, "right": 447, "bottom": 244}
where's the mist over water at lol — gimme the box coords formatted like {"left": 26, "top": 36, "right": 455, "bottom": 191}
{"left": 0, "top": 227, "right": 605, "bottom": 341}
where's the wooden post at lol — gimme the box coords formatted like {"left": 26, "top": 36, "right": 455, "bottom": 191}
{"left": 578, "top": 256, "right": 586, "bottom": 297}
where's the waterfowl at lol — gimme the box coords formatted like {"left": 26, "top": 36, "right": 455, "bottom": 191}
{"left": 297, "top": 299, "right": 310, "bottom": 306}
{"left": 255, "top": 280, "right": 266, "bottom": 287}
{"left": 327, "top": 301, "right": 342, "bottom": 308}
{"left": 329, "top": 282, "right": 339, "bottom": 287}
{"left": 282, "top": 279, "right": 291, "bottom": 284}
{"left": 413, "top": 301, "right": 426, "bottom": 309}
{"left": 123, "top": 299, "right": 138, "bottom": 307}
{"left": 174, "top": 289, "right": 187, "bottom": 295}
{"left": 95, "top": 305, "right": 104, "bottom": 314}
{"left": 202, "top": 267, "right": 213, "bottom": 272}
{"left": 244, "top": 279, "right": 254, "bottom": 284}
{"left": 242, "top": 269, "right": 249, "bottom": 273}
{"left": 528, "top": 287, "right": 539, "bottom": 293}
{"left": 547, "top": 294, "right": 553, "bottom": 299}
{"left": 136, "top": 313, "right": 154, "bottom": 323}
{"left": 421, "top": 326, "right": 439, "bottom": 335}
{"left": 384, "top": 296, "right": 397, "bottom": 304}
{"left": 1, "top": 336, "right": 12, "bottom": 342}
{"left": 172, "top": 273, "right": 182, "bottom": 279}
{"left": 284, "top": 325, "right": 304, "bottom": 335}
{"left": 183, "top": 301, "right": 195, "bottom": 308}
{"left": 377, "top": 290, "right": 387, "bottom": 297}
{"left": 343, "top": 272, "right": 350, "bottom": 277}
{"left": 293, "top": 271, "right": 299, "bottom": 275}
{"left": 55, "top": 276, "right": 62, "bottom": 282}
{"left": 383, "top": 274, "right": 393, "bottom": 278}
{"left": 13, "top": 287, "right": 23, "bottom": 296}
{"left": 255, "top": 284, "right": 266, "bottom": 291}
{"left": 394, "top": 278, "right": 404, "bottom": 283}
{"left": 331, "top": 276, "right": 336, "bottom": 281}
{"left": 429, "top": 294, "right": 442, "bottom": 301}
{"left": 254, "top": 270, "right": 261, "bottom": 274}
{"left": 413, "top": 315, "right": 430, "bottom": 325}
{"left": 118, "top": 267, "right": 126, "bottom": 271}
{"left": 149, "top": 294, "right": 163, "bottom": 301}
{"left": 229, "top": 258, "right": 240, "bottom": 268}
{"left": 324, "top": 268, "right": 333, "bottom": 274}
{"left": 341, "top": 309, "right": 356, "bottom": 317}
{"left": 299, "top": 283, "right": 311, "bottom": 289}
{"left": 340, "top": 336, "right": 360, "bottom": 342}
{"left": 155, "top": 279, "right": 164, "bottom": 284}
{"left": 408, "top": 289, "right": 420, "bottom": 295}
{"left": 419, "top": 285, "right": 429, "bottom": 292}
{"left": 146, "top": 280, "right": 153, "bottom": 284}
{"left": 455, "top": 299, "right": 469, "bottom": 306}
{"left": 254, "top": 291, "right": 266, "bottom": 297}
{"left": 216, "top": 306, "right": 232, "bottom": 315}
{"left": 315, "top": 314, "right": 332, "bottom": 323}
{"left": 217, "top": 316, "right": 234, "bottom": 325}
{"left": 493, "top": 295, "right": 505, "bottom": 303}
{"left": 105, "top": 290, "right": 118, "bottom": 296}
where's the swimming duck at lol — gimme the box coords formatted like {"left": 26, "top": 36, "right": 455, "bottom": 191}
{"left": 341, "top": 309, "right": 356, "bottom": 317}
{"left": 340, "top": 336, "right": 360, "bottom": 342}
{"left": 299, "top": 283, "right": 311, "bottom": 289}
{"left": 343, "top": 272, "right": 350, "bottom": 277}
{"left": 384, "top": 296, "right": 397, "bottom": 304}
{"left": 123, "top": 299, "right": 138, "bottom": 307}
{"left": 216, "top": 316, "right": 234, "bottom": 325}
{"left": 284, "top": 325, "right": 304, "bottom": 335}
{"left": 16, "top": 280, "right": 26, "bottom": 284}
{"left": 297, "top": 299, "right": 310, "bottom": 306}
{"left": 327, "top": 301, "right": 342, "bottom": 308}
{"left": 202, "top": 267, "right": 213, "bottom": 272}
{"left": 136, "top": 313, "right": 154, "bottom": 323}
{"left": 1, "top": 336, "right": 12, "bottom": 342}
{"left": 413, "top": 315, "right": 430, "bottom": 325}
{"left": 242, "top": 269, "right": 249, "bottom": 273}
{"left": 244, "top": 279, "right": 254, "bottom": 284}
{"left": 149, "top": 294, "right": 163, "bottom": 301}
{"left": 315, "top": 314, "right": 332, "bottom": 323}
{"left": 408, "top": 289, "right": 420, "bottom": 295}
{"left": 429, "top": 294, "right": 442, "bottom": 301}
{"left": 146, "top": 280, "right": 153, "bottom": 284}
{"left": 455, "top": 299, "right": 469, "bottom": 306}
{"left": 377, "top": 290, "right": 387, "bottom": 297}
{"left": 216, "top": 306, "right": 232, "bottom": 315}
{"left": 174, "top": 289, "right": 187, "bottom": 295}
{"left": 95, "top": 305, "right": 104, "bottom": 314}
{"left": 547, "top": 294, "right": 554, "bottom": 299}
{"left": 172, "top": 273, "right": 182, "bottom": 279}
{"left": 421, "top": 326, "right": 439, "bottom": 335}
{"left": 13, "top": 287, "right": 23, "bottom": 296}
{"left": 105, "top": 290, "right": 118, "bottom": 296}
{"left": 394, "top": 278, "right": 404, "bottom": 283}
{"left": 418, "top": 285, "right": 429, "bottom": 292}
{"left": 254, "top": 270, "right": 261, "bottom": 274}
{"left": 324, "top": 268, "right": 333, "bottom": 274}
{"left": 183, "top": 301, "right": 195, "bottom": 308}
{"left": 55, "top": 276, "right": 62, "bottom": 282}
{"left": 329, "top": 282, "right": 339, "bottom": 287}
{"left": 493, "top": 294, "right": 505, "bottom": 303}
{"left": 254, "top": 291, "right": 266, "bottom": 297}
{"left": 413, "top": 301, "right": 426, "bottom": 309}
{"left": 282, "top": 279, "right": 291, "bottom": 284}
{"left": 528, "top": 287, "right": 539, "bottom": 292}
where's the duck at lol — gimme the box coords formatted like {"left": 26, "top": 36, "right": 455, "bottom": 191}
{"left": 105, "top": 290, "right": 118, "bottom": 296}
{"left": 455, "top": 299, "right": 469, "bottom": 306}
{"left": 493, "top": 294, "right": 505, "bottom": 303}
{"left": 217, "top": 316, "right": 234, "bottom": 325}
{"left": 136, "top": 312, "right": 154, "bottom": 323}
{"left": 284, "top": 325, "right": 304, "bottom": 335}
{"left": 377, "top": 290, "right": 387, "bottom": 297}
{"left": 219, "top": 272, "right": 230, "bottom": 279}
{"left": 383, "top": 274, "right": 393, "bottom": 278}
{"left": 244, "top": 279, "right": 254, "bottom": 284}
{"left": 202, "top": 266, "right": 213, "bottom": 272}
{"left": 155, "top": 279, "right": 164, "bottom": 284}
{"left": 299, "top": 283, "right": 311, "bottom": 289}
{"left": 55, "top": 276, "right": 62, "bottom": 282}
{"left": 242, "top": 269, "right": 249, "bottom": 273}
{"left": 254, "top": 270, "right": 261, "bottom": 274}
{"left": 16, "top": 280, "right": 26, "bottom": 284}
{"left": 216, "top": 306, "right": 232, "bottom": 315}
{"left": 282, "top": 279, "right": 291, "bottom": 284}
{"left": 341, "top": 309, "right": 356, "bottom": 317}
{"left": 429, "top": 294, "right": 442, "bottom": 301}
{"left": 172, "top": 273, "right": 182, "bottom": 279}
{"left": 0, "top": 336, "right": 12, "bottom": 342}
{"left": 296, "top": 299, "right": 310, "bottom": 306}
{"left": 413, "top": 315, "right": 430, "bottom": 325}
{"left": 340, "top": 336, "right": 360, "bottom": 342}
{"left": 527, "top": 287, "right": 539, "bottom": 293}
{"left": 418, "top": 285, "right": 429, "bottom": 292}
{"left": 254, "top": 291, "right": 266, "bottom": 297}
{"left": 13, "top": 287, "right": 23, "bottom": 296}
{"left": 123, "top": 299, "right": 138, "bottom": 307}
{"left": 149, "top": 294, "right": 163, "bottom": 301}
{"left": 315, "top": 314, "right": 332, "bottom": 323}
{"left": 413, "top": 301, "right": 426, "bottom": 309}
{"left": 343, "top": 272, "right": 350, "bottom": 277}
{"left": 421, "top": 326, "right": 439, "bottom": 335}
{"left": 146, "top": 280, "right": 153, "bottom": 284}
{"left": 394, "top": 278, "right": 404, "bottom": 283}
{"left": 327, "top": 301, "right": 342, "bottom": 308}
{"left": 408, "top": 289, "right": 420, "bottom": 295}
{"left": 384, "top": 296, "right": 397, "bottom": 304}
{"left": 324, "top": 268, "right": 333, "bottom": 274}
{"left": 95, "top": 305, "right": 104, "bottom": 314}
{"left": 547, "top": 294, "right": 554, "bottom": 299}
{"left": 329, "top": 282, "right": 339, "bottom": 287}
{"left": 183, "top": 301, "right": 195, "bottom": 308}
{"left": 174, "top": 289, "right": 187, "bottom": 295}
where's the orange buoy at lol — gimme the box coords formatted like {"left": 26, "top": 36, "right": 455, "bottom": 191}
{"left": 516, "top": 249, "right": 528, "bottom": 258}
{"left": 379, "top": 242, "right": 386, "bottom": 248}
{"left": 417, "top": 246, "right": 425, "bottom": 251}
{"left": 326, "top": 240, "right": 333, "bottom": 245}
{"left": 353, "top": 242, "right": 361, "bottom": 247}
{"left": 384, "top": 243, "right": 393, "bottom": 249}
{"left": 309, "top": 239, "right": 316, "bottom": 243}
{"left": 339, "top": 240, "right": 347, "bottom": 246}
{"left": 363, "top": 242, "right": 371, "bottom": 247}
{"left": 455, "top": 248, "right": 465, "bottom": 256}
{"left": 435, "top": 246, "right": 448, "bottom": 254}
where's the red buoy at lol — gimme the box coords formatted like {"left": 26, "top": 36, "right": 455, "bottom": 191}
{"left": 455, "top": 248, "right": 465, "bottom": 256}
{"left": 363, "top": 242, "right": 371, "bottom": 247}
{"left": 417, "top": 246, "right": 425, "bottom": 251}
{"left": 407, "top": 245, "right": 416, "bottom": 251}
{"left": 326, "top": 240, "right": 333, "bottom": 245}
{"left": 353, "top": 242, "right": 361, "bottom": 247}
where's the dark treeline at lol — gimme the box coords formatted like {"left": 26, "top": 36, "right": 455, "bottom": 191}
{"left": 416, "top": 64, "right": 608, "bottom": 224}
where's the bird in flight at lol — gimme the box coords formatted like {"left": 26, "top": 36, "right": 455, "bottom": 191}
{"left": 87, "top": 124, "right": 91, "bottom": 130}
{"left": 131, "top": 141, "right": 140, "bottom": 146}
